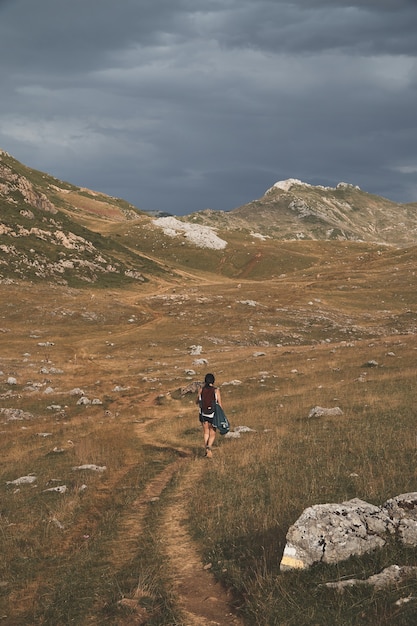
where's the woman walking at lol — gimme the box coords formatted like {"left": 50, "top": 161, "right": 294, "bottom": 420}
{"left": 197, "top": 373, "right": 223, "bottom": 458}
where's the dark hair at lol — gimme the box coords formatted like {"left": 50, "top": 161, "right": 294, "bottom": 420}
{"left": 204, "top": 373, "right": 215, "bottom": 385}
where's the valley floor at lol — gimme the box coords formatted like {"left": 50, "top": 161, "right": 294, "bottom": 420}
{"left": 1, "top": 261, "right": 417, "bottom": 623}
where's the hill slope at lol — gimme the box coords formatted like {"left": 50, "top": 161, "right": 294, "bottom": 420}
{"left": 0, "top": 150, "right": 173, "bottom": 286}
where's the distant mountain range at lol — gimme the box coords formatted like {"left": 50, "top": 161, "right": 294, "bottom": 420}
{"left": 1, "top": 148, "right": 417, "bottom": 285}
{"left": 184, "top": 178, "right": 417, "bottom": 246}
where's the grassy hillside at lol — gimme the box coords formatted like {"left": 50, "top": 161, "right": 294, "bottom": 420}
{"left": 0, "top": 152, "right": 178, "bottom": 287}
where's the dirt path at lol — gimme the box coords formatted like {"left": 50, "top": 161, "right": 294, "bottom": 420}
{"left": 238, "top": 252, "right": 263, "bottom": 279}
{"left": 160, "top": 459, "right": 244, "bottom": 626}
{"left": 91, "top": 409, "right": 244, "bottom": 625}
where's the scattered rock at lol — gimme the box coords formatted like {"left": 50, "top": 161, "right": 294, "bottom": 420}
{"left": 238, "top": 300, "right": 259, "bottom": 307}
{"left": 395, "top": 596, "right": 417, "bottom": 606}
{"left": 6, "top": 474, "right": 37, "bottom": 486}
{"left": 72, "top": 464, "right": 106, "bottom": 472}
{"left": 234, "top": 425, "right": 256, "bottom": 433}
{"left": 155, "top": 393, "right": 171, "bottom": 405}
{"left": 308, "top": 406, "right": 343, "bottom": 419}
{"left": 0, "top": 408, "right": 34, "bottom": 421}
{"left": 43, "top": 485, "right": 67, "bottom": 494}
{"left": 193, "top": 358, "right": 208, "bottom": 365}
{"left": 40, "top": 367, "right": 63, "bottom": 374}
{"left": 77, "top": 396, "right": 91, "bottom": 405}
{"left": 224, "top": 425, "right": 256, "bottom": 439}
{"left": 324, "top": 565, "right": 417, "bottom": 592}
{"left": 179, "top": 381, "right": 200, "bottom": 396}
{"left": 50, "top": 517, "right": 65, "bottom": 529}
{"left": 24, "top": 382, "right": 44, "bottom": 392}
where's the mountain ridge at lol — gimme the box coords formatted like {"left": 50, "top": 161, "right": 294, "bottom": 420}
{"left": 1, "top": 148, "right": 417, "bottom": 286}
{"left": 184, "top": 178, "right": 417, "bottom": 246}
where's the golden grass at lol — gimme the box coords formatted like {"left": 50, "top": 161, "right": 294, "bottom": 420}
{"left": 1, "top": 240, "right": 417, "bottom": 623}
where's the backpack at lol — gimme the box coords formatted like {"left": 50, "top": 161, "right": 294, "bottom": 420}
{"left": 200, "top": 385, "right": 216, "bottom": 416}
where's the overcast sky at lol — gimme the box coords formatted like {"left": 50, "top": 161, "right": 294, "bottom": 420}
{"left": 1, "top": 0, "right": 416, "bottom": 215}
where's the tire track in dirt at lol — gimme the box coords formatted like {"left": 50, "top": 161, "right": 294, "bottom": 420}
{"left": 105, "top": 458, "right": 186, "bottom": 571}
{"left": 84, "top": 412, "right": 189, "bottom": 623}
{"left": 85, "top": 455, "right": 186, "bottom": 625}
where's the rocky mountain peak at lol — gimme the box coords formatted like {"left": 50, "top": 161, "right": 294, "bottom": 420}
{"left": 265, "top": 178, "right": 361, "bottom": 195}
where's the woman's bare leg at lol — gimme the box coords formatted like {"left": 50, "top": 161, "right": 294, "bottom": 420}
{"left": 203, "top": 421, "right": 210, "bottom": 447}
{"left": 208, "top": 424, "right": 216, "bottom": 449}
{"left": 202, "top": 422, "right": 216, "bottom": 457}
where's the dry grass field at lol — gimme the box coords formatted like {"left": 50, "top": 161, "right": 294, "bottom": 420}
{"left": 1, "top": 236, "right": 417, "bottom": 624}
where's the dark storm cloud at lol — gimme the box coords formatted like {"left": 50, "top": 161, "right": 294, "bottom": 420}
{"left": 0, "top": 0, "right": 416, "bottom": 214}
{"left": 206, "top": 0, "right": 417, "bottom": 56}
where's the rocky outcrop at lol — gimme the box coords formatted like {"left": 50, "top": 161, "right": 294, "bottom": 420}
{"left": 0, "top": 162, "right": 57, "bottom": 213}
{"left": 281, "top": 492, "right": 417, "bottom": 571}
{"left": 280, "top": 498, "right": 391, "bottom": 570}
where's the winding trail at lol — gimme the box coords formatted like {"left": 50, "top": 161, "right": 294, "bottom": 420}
{"left": 160, "top": 459, "right": 244, "bottom": 625}
{"left": 89, "top": 407, "right": 245, "bottom": 625}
